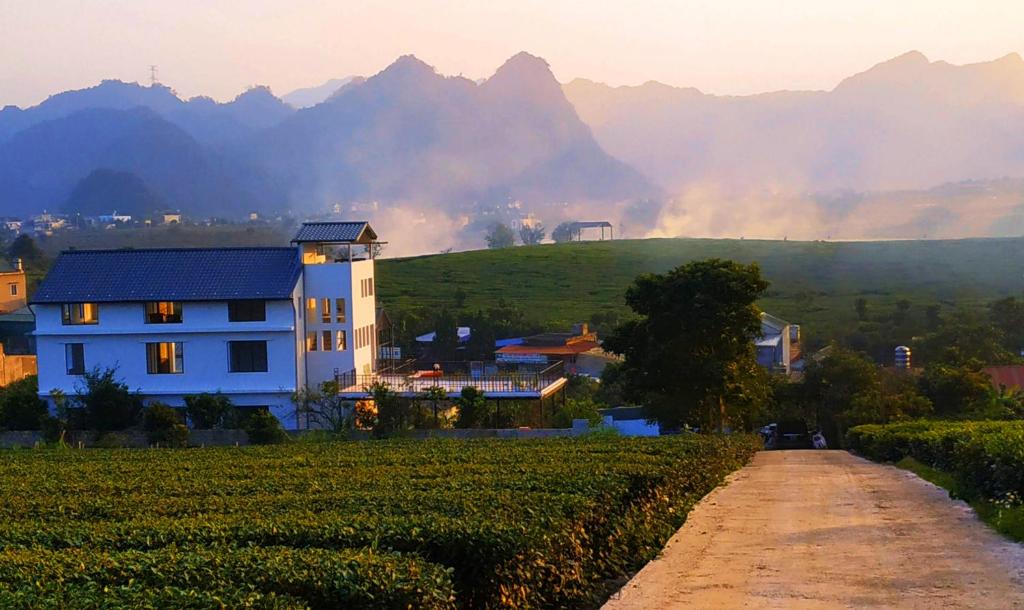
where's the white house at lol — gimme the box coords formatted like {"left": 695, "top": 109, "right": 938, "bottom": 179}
{"left": 31, "top": 221, "right": 381, "bottom": 429}
{"left": 755, "top": 312, "right": 793, "bottom": 374}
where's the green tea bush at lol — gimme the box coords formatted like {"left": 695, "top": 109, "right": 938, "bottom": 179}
{"left": 847, "top": 420, "right": 1024, "bottom": 501}
{"left": 0, "top": 435, "right": 759, "bottom": 608}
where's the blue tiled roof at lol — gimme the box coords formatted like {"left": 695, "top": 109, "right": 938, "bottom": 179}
{"left": 31, "top": 248, "right": 302, "bottom": 304}
{"left": 292, "top": 221, "right": 375, "bottom": 243}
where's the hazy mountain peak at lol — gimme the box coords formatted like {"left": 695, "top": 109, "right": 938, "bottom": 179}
{"left": 380, "top": 54, "right": 437, "bottom": 78}
{"left": 484, "top": 51, "right": 565, "bottom": 105}
{"left": 282, "top": 77, "right": 356, "bottom": 108}
{"left": 233, "top": 85, "right": 277, "bottom": 102}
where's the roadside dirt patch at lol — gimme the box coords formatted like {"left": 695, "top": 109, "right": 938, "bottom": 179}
{"left": 603, "top": 450, "right": 1024, "bottom": 609}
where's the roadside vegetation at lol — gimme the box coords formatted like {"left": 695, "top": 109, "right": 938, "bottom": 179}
{"left": 847, "top": 421, "right": 1024, "bottom": 541}
{"left": 0, "top": 434, "right": 760, "bottom": 608}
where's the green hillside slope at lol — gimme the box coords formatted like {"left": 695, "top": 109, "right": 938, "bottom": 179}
{"left": 377, "top": 237, "right": 1024, "bottom": 348}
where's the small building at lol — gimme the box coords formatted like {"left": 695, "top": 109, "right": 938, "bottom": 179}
{"left": 567, "top": 221, "right": 614, "bottom": 241}
{"left": 0, "top": 260, "right": 27, "bottom": 314}
{"left": 97, "top": 212, "right": 132, "bottom": 225}
{"left": 756, "top": 312, "right": 793, "bottom": 374}
{"left": 495, "top": 323, "right": 602, "bottom": 375}
{"left": 983, "top": 366, "right": 1024, "bottom": 392}
{"left": 160, "top": 211, "right": 183, "bottom": 224}
{"left": 596, "top": 406, "right": 660, "bottom": 436}
{"left": 31, "top": 221, "right": 382, "bottom": 428}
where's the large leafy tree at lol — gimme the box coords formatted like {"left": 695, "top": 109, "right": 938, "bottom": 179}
{"left": 484, "top": 223, "right": 515, "bottom": 249}
{"left": 604, "top": 259, "right": 769, "bottom": 431}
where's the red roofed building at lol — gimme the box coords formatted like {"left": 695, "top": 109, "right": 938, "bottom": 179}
{"left": 983, "top": 365, "right": 1024, "bottom": 391}
{"left": 496, "top": 323, "right": 616, "bottom": 376}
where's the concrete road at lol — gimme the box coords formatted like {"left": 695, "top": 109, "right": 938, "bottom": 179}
{"left": 603, "top": 450, "right": 1024, "bottom": 609}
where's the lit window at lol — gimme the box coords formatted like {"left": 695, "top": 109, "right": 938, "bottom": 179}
{"left": 335, "top": 298, "right": 346, "bottom": 323}
{"left": 321, "top": 298, "right": 330, "bottom": 324}
{"left": 65, "top": 343, "right": 85, "bottom": 375}
{"left": 322, "top": 330, "right": 332, "bottom": 351}
{"left": 144, "top": 301, "right": 182, "bottom": 324}
{"left": 305, "top": 298, "right": 317, "bottom": 324}
{"left": 306, "top": 332, "right": 317, "bottom": 352}
{"left": 62, "top": 303, "right": 99, "bottom": 325}
{"left": 228, "top": 300, "right": 266, "bottom": 322}
{"left": 229, "top": 341, "right": 268, "bottom": 372}
{"left": 146, "top": 342, "right": 184, "bottom": 374}
{"left": 336, "top": 330, "right": 347, "bottom": 351}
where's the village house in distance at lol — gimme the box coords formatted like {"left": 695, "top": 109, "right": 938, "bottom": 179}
{"left": 30, "top": 222, "right": 382, "bottom": 427}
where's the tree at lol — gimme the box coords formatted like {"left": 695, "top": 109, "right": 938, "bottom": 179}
{"left": 421, "top": 386, "right": 449, "bottom": 428}
{"left": 74, "top": 367, "right": 143, "bottom": 431}
{"left": 519, "top": 223, "right": 545, "bottom": 245}
{"left": 143, "top": 402, "right": 188, "bottom": 447}
{"left": 914, "top": 311, "right": 1016, "bottom": 366}
{"left": 431, "top": 308, "right": 459, "bottom": 361}
{"left": 292, "top": 381, "right": 354, "bottom": 432}
{"left": 244, "top": 408, "right": 288, "bottom": 444}
{"left": 454, "top": 386, "right": 491, "bottom": 428}
{"left": 183, "top": 392, "right": 234, "bottom": 429}
{"left": 990, "top": 297, "right": 1024, "bottom": 355}
{"left": 8, "top": 234, "right": 44, "bottom": 266}
{"left": 802, "top": 347, "right": 881, "bottom": 444}
{"left": 855, "top": 298, "right": 869, "bottom": 321}
{"left": 603, "top": 259, "right": 770, "bottom": 432}
{"left": 485, "top": 223, "right": 515, "bottom": 249}
{"left": 919, "top": 361, "right": 991, "bottom": 417}
{"left": 0, "top": 375, "right": 47, "bottom": 430}
{"left": 370, "top": 382, "right": 407, "bottom": 435}
{"left": 552, "top": 222, "right": 575, "bottom": 243}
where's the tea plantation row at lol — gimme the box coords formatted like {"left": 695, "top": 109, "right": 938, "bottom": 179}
{"left": 847, "top": 421, "right": 1024, "bottom": 503}
{"left": 0, "top": 435, "right": 760, "bottom": 608}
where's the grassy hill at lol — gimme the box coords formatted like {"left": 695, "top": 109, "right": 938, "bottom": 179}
{"left": 377, "top": 237, "right": 1024, "bottom": 349}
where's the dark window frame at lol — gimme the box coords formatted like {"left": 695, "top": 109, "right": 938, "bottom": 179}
{"left": 65, "top": 343, "right": 85, "bottom": 375}
{"left": 229, "top": 340, "right": 269, "bottom": 373}
{"left": 228, "top": 300, "right": 267, "bottom": 322}
{"left": 61, "top": 303, "right": 99, "bottom": 325}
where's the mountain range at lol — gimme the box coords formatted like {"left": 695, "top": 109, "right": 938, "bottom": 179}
{"left": 3, "top": 51, "right": 1024, "bottom": 247}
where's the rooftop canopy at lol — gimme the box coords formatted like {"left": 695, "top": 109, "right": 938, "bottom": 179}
{"left": 291, "top": 221, "right": 377, "bottom": 244}
{"left": 31, "top": 248, "right": 302, "bottom": 303}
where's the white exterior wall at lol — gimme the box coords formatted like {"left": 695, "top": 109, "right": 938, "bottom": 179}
{"left": 300, "top": 258, "right": 376, "bottom": 388}
{"left": 34, "top": 299, "right": 300, "bottom": 416}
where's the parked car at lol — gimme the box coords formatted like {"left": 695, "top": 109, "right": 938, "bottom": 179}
{"left": 773, "top": 420, "right": 813, "bottom": 449}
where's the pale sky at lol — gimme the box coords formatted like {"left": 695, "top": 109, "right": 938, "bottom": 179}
{"left": 1, "top": 0, "right": 1021, "bottom": 107}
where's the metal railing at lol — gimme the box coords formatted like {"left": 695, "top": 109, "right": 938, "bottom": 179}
{"left": 334, "top": 360, "right": 565, "bottom": 395}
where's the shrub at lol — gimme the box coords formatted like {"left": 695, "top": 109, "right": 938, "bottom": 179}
{"left": 848, "top": 420, "right": 1024, "bottom": 502}
{"left": 183, "top": 393, "right": 234, "bottom": 429}
{"left": 244, "top": 409, "right": 288, "bottom": 445}
{"left": 143, "top": 403, "right": 188, "bottom": 447}
{"left": 552, "top": 396, "right": 603, "bottom": 428}
{"left": 453, "top": 386, "right": 491, "bottom": 428}
{"left": 0, "top": 375, "right": 47, "bottom": 430}
{"left": 74, "top": 367, "right": 142, "bottom": 431}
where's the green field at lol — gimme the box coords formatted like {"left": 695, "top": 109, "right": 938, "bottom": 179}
{"left": 378, "top": 237, "right": 1024, "bottom": 348}
{"left": 0, "top": 435, "right": 758, "bottom": 608}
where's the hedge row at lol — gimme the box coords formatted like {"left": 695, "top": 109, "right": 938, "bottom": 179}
{"left": 847, "top": 420, "right": 1024, "bottom": 501}
{"left": 0, "top": 436, "right": 760, "bottom": 608}
{"left": 0, "top": 546, "right": 455, "bottom": 610}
